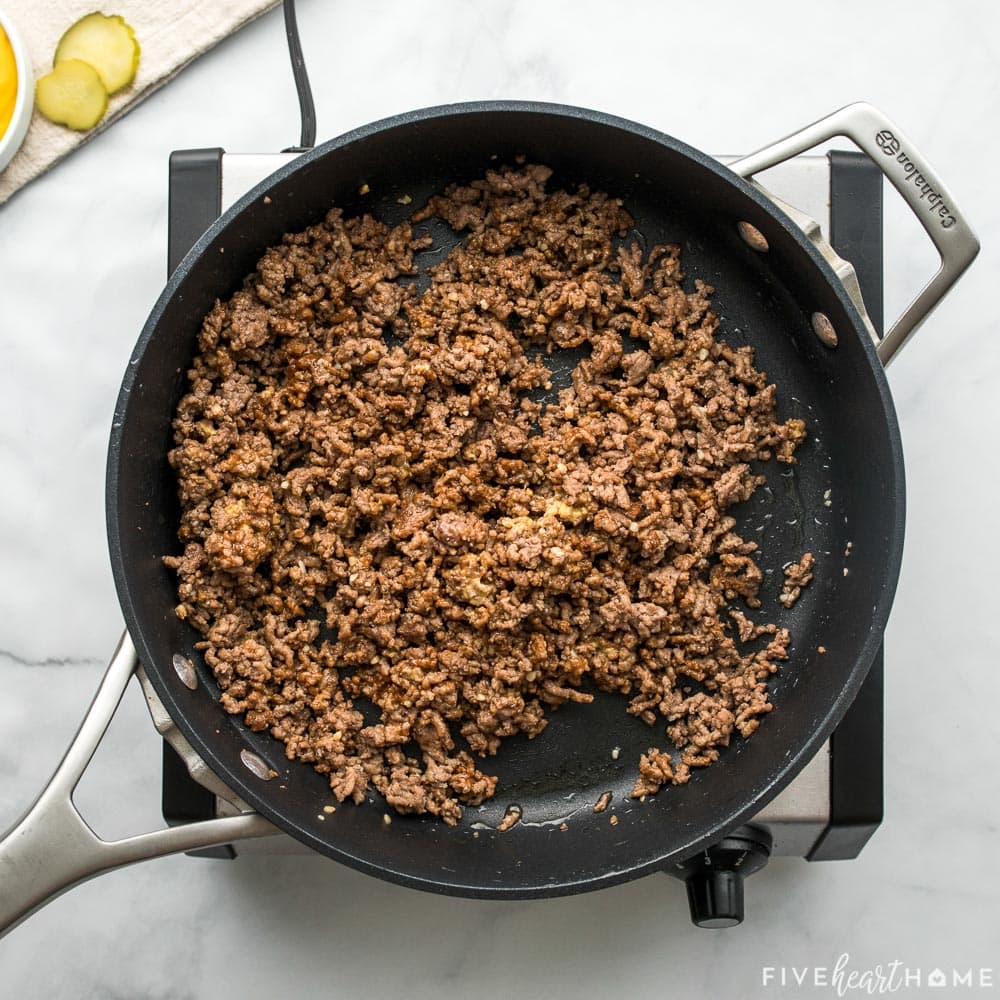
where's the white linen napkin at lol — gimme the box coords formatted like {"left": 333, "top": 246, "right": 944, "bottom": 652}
{"left": 0, "top": 0, "right": 279, "bottom": 204}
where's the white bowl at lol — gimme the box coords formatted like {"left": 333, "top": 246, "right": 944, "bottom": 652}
{"left": 0, "top": 8, "right": 32, "bottom": 173}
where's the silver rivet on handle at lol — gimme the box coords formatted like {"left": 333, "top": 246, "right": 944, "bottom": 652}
{"left": 737, "top": 221, "right": 769, "bottom": 253}
{"left": 171, "top": 653, "right": 198, "bottom": 690}
{"left": 811, "top": 312, "right": 839, "bottom": 348}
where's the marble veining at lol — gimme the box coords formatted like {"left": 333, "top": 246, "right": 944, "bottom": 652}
{"left": 1, "top": 0, "right": 998, "bottom": 995}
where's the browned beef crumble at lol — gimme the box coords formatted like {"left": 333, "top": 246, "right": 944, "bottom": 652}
{"left": 165, "top": 164, "right": 813, "bottom": 824}
{"left": 779, "top": 552, "right": 816, "bottom": 608}
{"left": 496, "top": 805, "right": 522, "bottom": 832}
{"left": 632, "top": 748, "right": 676, "bottom": 798}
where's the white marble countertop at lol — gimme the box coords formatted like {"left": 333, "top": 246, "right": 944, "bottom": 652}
{"left": 1, "top": 1, "right": 998, "bottom": 995}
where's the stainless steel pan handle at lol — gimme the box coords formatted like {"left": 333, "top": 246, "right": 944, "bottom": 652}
{"left": 0, "top": 633, "right": 274, "bottom": 938}
{"left": 731, "top": 102, "right": 980, "bottom": 366}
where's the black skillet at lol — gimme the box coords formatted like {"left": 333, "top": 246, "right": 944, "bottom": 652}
{"left": 0, "top": 100, "right": 978, "bottom": 935}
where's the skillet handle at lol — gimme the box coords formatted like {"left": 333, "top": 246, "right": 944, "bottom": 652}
{"left": 0, "top": 633, "right": 275, "bottom": 939}
{"left": 730, "top": 102, "right": 980, "bottom": 366}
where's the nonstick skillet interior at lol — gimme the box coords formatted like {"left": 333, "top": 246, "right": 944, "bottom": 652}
{"left": 107, "top": 103, "right": 903, "bottom": 897}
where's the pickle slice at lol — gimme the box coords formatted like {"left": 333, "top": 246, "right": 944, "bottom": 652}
{"left": 35, "top": 59, "right": 108, "bottom": 131}
{"left": 54, "top": 12, "right": 140, "bottom": 95}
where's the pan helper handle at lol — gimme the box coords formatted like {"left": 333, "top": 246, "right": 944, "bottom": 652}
{"left": 0, "top": 633, "right": 275, "bottom": 939}
{"left": 731, "top": 102, "right": 979, "bottom": 366}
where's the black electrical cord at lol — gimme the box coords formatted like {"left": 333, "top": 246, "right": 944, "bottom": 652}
{"left": 283, "top": 0, "right": 316, "bottom": 150}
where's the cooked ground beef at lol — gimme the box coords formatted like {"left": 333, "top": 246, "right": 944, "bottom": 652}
{"left": 496, "top": 805, "right": 522, "bottom": 832}
{"left": 165, "top": 164, "right": 811, "bottom": 825}
{"left": 780, "top": 552, "right": 815, "bottom": 608}
{"left": 632, "top": 748, "right": 676, "bottom": 798}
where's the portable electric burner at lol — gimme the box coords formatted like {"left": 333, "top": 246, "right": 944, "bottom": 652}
{"left": 158, "top": 147, "right": 886, "bottom": 928}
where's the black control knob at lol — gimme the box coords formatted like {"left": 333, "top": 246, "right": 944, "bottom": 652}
{"left": 669, "top": 825, "right": 772, "bottom": 928}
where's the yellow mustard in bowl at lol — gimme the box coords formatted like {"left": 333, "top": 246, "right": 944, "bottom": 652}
{"left": 0, "top": 21, "right": 16, "bottom": 138}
